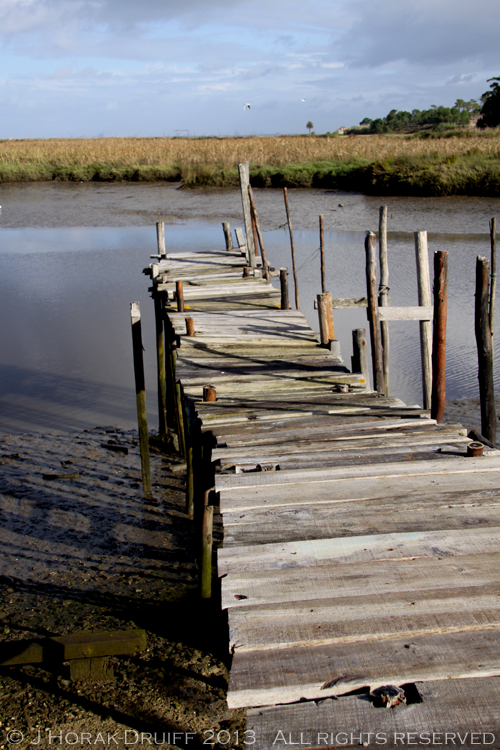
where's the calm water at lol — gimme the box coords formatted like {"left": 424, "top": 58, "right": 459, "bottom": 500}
{"left": 1, "top": 182, "right": 499, "bottom": 434}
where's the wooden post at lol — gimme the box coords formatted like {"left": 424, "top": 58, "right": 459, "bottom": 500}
{"left": 365, "top": 232, "right": 384, "bottom": 394}
{"left": 352, "top": 329, "right": 370, "bottom": 389}
{"left": 248, "top": 185, "right": 270, "bottom": 272}
{"left": 490, "top": 218, "right": 497, "bottom": 340}
{"left": 234, "top": 227, "right": 246, "bottom": 254}
{"left": 181, "top": 387, "right": 194, "bottom": 519}
{"left": 130, "top": 302, "right": 152, "bottom": 498}
{"left": 475, "top": 255, "right": 497, "bottom": 444}
{"left": 238, "top": 162, "right": 256, "bottom": 267}
{"left": 283, "top": 187, "right": 300, "bottom": 310}
{"left": 185, "top": 317, "right": 195, "bottom": 336}
{"left": 176, "top": 280, "right": 184, "bottom": 313}
{"left": 317, "top": 292, "right": 334, "bottom": 346}
{"left": 175, "top": 380, "right": 186, "bottom": 457}
{"left": 415, "top": 231, "right": 433, "bottom": 410}
{"left": 156, "top": 221, "right": 165, "bottom": 257}
{"left": 250, "top": 204, "right": 260, "bottom": 259}
{"left": 431, "top": 251, "right": 448, "bottom": 424}
{"left": 200, "top": 505, "right": 214, "bottom": 599}
{"left": 243, "top": 266, "right": 251, "bottom": 278}
{"left": 319, "top": 215, "right": 325, "bottom": 294}
{"left": 378, "top": 205, "right": 390, "bottom": 396}
{"left": 222, "top": 222, "right": 233, "bottom": 251}
{"left": 154, "top": 293, "right": 167, "bottom": 436}
{"left": 280, "top": 268, "right": 290, "bottom": 310}
{"left": 164, "top": 327, "right": 179, "bottom": 435}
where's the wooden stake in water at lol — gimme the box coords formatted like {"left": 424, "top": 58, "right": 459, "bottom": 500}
{"left": 319, "top": 215, "right": 325, "bottom": 294}
{"left": 431, "top": 251, "right": 448, "bottom": 424}
{"left": 415, "top": 231, "right": 432, "bottom": 410}
{"left": 365, "top": 232, "right": 384, "bottom": 394}
{"left": 283, "top": 187, "right": 300, "bottom": 310}
{"left": 378, "top": 206, "right": 390, "bottom": 396}
{"left": 130, "top": 302, "right": 152, "bottom": 498}
{"left": 156, "top": 222, "right": 166, "bottom": 257}
{"left": 490, "top": 218, "right": 497, "bottom": 340}
{"left": 475, "top": 256, "right": 496, "bottom": 443}
{"left": 248, "top": 185, "right": 270, "bottom": 274}
{"left": 222, "top": 222, "right": 233, "bottom": 251}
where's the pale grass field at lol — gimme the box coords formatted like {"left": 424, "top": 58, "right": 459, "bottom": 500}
{"left": 1, "top": 133, "right": 499, "bottom": 169}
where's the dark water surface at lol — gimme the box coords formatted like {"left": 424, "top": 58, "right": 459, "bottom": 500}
{"left": 1, "top": 182, "right": 500, "bottom": 434}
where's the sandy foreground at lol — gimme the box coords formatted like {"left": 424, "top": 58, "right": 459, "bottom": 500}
{"left": 0, "top": 426, "right": 243, "bottom": 750}
{"left": 0, "top": 396, "right": 497, "bottom": 749}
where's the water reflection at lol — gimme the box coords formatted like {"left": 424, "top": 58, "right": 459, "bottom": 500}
{"left": 1, "top": 183, "right": 499, "bottom": 433}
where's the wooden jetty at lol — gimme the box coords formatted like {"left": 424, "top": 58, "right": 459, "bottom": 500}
{"left": 145, "top": 223, "right": 500, "bottom": 748}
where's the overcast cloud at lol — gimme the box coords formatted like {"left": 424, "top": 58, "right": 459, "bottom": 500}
{"left": 0, "top": 0, "right": 498, "bottom": 137}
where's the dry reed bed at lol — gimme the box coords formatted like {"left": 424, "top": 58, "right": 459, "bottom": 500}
{"left": 1, "top": 133, "right": 500, "bottom": 169}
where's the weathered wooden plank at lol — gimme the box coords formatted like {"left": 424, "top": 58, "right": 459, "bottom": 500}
{"left": 216, "top": 454, "right": 500, "bottom": 493}
{"left": 229, "top": 583, "right": 500, "bottom": 651}
{"left": 222, "top": 487, "right": 500, "bottom": 546}
{"left": 221, "top": 551, "right": 500, "bottom": 610}
{"left": 247, "top": 678, "right": 500, "bottom": 749}
{"left": 228, "top": 626, "right": 500, "bottom": 707}
{"left": 213, "top": 432, "right": 469, "bottom": 465}
{"left": 378, "top": 306, "right": 433, "bottom": 321}
{"left": 218, "top": 526, "right": 500, "bottom": 576}
{"left": 218, "top": 464, "right": 500, "bottom": 514}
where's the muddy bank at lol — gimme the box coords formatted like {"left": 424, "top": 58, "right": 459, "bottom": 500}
{"left": 0, "top": 427, "right": 243, "bottom": 750}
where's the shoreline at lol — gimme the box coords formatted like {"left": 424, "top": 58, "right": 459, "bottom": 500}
{"left": 1, "top": 133, "right": 500, "bottom": 196}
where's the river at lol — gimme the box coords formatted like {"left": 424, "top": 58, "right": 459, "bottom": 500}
{"left": 1, "top": 181, "right": 499, "bottom": 434}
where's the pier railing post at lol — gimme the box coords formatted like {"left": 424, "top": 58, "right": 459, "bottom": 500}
{"left": 317, "top": 292, "right": 334, "bottom": 346}
{"left": 238, "top": 162, "right": 256, "bottom": 267}
{"left": 365, "top": 232, "right": 384, "bottom": 394}
{"left": 283, "top": 187, "right": 300, "bottom": 310}
{"left": 156, "top": 221, "right": 166, "bottom": 257}
{"left": 475, "top": 255, "right": 496, "bottom": 443}
{"left": 431, "top": 251, "right": 448, "bottom": 424}
{"left": 280, "top": 268, "right": 290, "bottom": 310}
{"left": 378, "top": 205, "right": 390, "bottom": 396}
{"left": 130, "top": 302, "right": 152, "bottom": 498}
{"left": 415, "top": 231, "right": 432, "bottom": 410}
{"left": 248, "top": 185, "right": 270, "bottom": 274}
{"left": 222, "top": 222, "right": 233, "bottom": 251}
{"left": 352, "top": 329, "right": 370, "bottom": 389}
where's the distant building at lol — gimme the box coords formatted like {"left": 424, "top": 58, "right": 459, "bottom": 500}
{"left": 337, "top": 126, "right": 348, "bottom": 135}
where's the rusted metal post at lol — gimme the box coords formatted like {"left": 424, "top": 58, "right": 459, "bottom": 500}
{"left": 203, "top": 385, "right": 217, "bottom": 402}
{"left": 431, "top": 251, "right": 448, "bottom": 424}
{"left": 365, "top": 231, "right": 384, "bottom": 394}
{"left": 130, "top": 302, "right": 152, "bottom": 498}
{"left": 475, "top": 255, "right": 496, "bottom": 444}
{"left": 185, "top": 317, "right": 195, "bottom": 336}
{"left": 280, "top": 268, "right": 290, "bottom": 310}
{"left": 176, "top": 280, "right": 184, "bottom": 313}
{"left": 378, "top": 205, "right": 390, "bottom": 396}
{"left": 222, "top": 222, "right": 233, "bottom": 251}
{"left": 352, "top": 329, "right": 370, "bottom": 389}
{"left": 283, "top": 187, "right": 300, "bottom": 310}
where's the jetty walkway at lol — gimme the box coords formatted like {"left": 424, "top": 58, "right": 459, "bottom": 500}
{"left": 148, "top": 239, "right": 500, "bottom": 747}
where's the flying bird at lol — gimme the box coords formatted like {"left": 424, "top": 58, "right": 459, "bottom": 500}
{"left": 244, "top": 103, "right": 251, "bottom": 110}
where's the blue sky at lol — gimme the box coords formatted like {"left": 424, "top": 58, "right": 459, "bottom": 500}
{"left": 1, "top": 0, "right": 499, "bottom": 138}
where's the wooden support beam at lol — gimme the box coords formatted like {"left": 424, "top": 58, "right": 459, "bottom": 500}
{"left": 415, "top": 230, "right": 433, "bottom": 410}
{"left": 351, "top": 328, "right": 369, "bottom": 388}
{"left": 378, "top": 205, "right": 390, "bottom": 396}
{"left": 130, "top": 302, "right": 152, "bottom": 498}
{"left": 153, "top": 284, "right": 167, "bottom": 436}
{"left": 283, "top": 187, "right": 300, "bottom": 310}
{"left": 431, "top": 251, "right": 448, "bottom": 424}
{"left": 176, "top": 280, "right": 185, "bottom": 313}
{"left": 248, "top": 185, "right": 270, "bottom": 273}
{"left": 238, "top": 162, "right": 256, "bottom": 267}
{"left": 319, "top": 214, "right": 325, "bottom": 294}
{"left": 378, "top": 306, "right": 433, "bottom": 321}
{"left": 317, "top": 292, "right": 334, "bottom": 346}
{"left": 201, "top": 504, "right": 214, "bottom": 599}
{"left": 475, "top": 255, "right": 496, "bottom": 443}
{"left": 365, "top": 232, "right": 384, "bottom": 394}
{"left": 234, "top": 227, "right": 246, "bottom": 253}
{"left": 222, "top": 221, "right": 233, "bottom": 251}
{"left": 280, "top": 268, "right": 290, "bottom": 310}
{"left": 156, "top": 221, "right": 166, "bottom": 257}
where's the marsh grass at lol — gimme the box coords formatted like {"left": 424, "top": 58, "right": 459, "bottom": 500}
{"left": 1, "top": 132, "right": 500, "bottom": 194}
